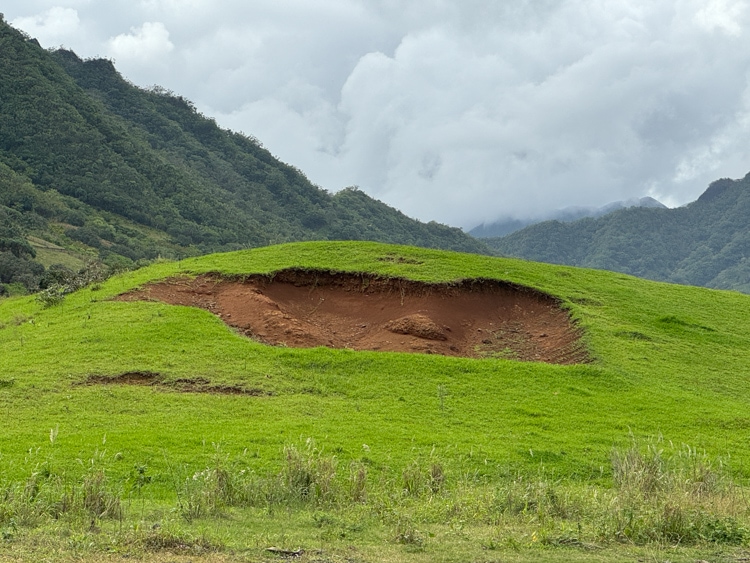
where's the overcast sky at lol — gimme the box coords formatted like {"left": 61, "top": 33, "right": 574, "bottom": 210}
{"left": 5, "top": 1, "right": 750, "bottom": 229}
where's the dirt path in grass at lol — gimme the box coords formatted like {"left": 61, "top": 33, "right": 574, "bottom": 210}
{"left": 116, "top": 269, "right": 588, "bottom": 364}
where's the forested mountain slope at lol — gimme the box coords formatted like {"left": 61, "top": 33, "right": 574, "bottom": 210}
{"left": 485, "top": 174, "right": 750, "bottom": 292}
{"left": 0, "top": 18, "right": 487, "bottom": 293}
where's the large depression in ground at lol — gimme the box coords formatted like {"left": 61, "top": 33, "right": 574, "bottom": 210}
{"left": 118, "top": 269, "right": 588, "bottom": 364}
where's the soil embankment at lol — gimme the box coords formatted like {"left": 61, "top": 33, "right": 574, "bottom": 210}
{"left": 117, "top": 270, "right": 588, "bottom": 364}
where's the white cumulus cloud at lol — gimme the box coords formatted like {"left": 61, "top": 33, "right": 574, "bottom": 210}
{"left": 105, "top": 21, "right": 174, "bottom": 85}
{"left": 694, "top": 0, "right": 748, "bottom": 36}
{"left": 107, "top": 21, "right": 173, "bottom": 63}
{"left": 11, "top": 7, "right": 81, "bottom": 46}
{"left": 6, "top": 1, "right": 750, "bottom": 229}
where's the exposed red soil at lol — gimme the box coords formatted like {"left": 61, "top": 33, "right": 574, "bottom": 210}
{"left": 116, "top": 270, "right": 589, "bottom": 364}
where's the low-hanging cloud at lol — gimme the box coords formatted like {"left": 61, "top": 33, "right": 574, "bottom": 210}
{"left": 7, "top": 0, "right": 750, "bottom": 229}
{"left": 106, "top": 21, "right": 174, "bottom": 83}
{"left": 10, "top": 6, "right": 80, "bottom": 46}
{"left": 108, "top": 22, "right": 174, "bottom": 62}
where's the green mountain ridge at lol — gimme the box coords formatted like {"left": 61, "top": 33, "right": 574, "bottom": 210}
{"left": 0, "top": 18, "right": 487, "bottom": 293}
{"left": 484, "top": 173, "right": 750, "bottom": 293}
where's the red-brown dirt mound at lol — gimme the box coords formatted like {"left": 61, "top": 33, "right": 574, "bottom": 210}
{"left": 116, "top": 270, "right": 589, "bottom": 364}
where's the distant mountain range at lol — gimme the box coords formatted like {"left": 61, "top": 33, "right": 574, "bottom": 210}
{"left": 470, "top": 196, "right": 667, "bottom": 238}
{"left": 0, "top": 18, "right": 488, "bottom": 293}
{"left": 484, "top": 174, "right": 750, "bottom": 293}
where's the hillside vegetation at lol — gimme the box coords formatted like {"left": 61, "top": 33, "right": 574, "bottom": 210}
{"left": 0, "top": 18, "right": 487, "bottom": 295}
{"left": 485, "top": 173, "right": 750, "bottom": 293}
{"left": 2, "top": 241, "right": 750, "bottom": 561}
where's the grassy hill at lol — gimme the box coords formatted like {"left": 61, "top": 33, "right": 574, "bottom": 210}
{"left": 484, "top": 173, "right": 750, "bottom": 293}
{"left": 2, "top": 241, "right": 750, "bottom": 561}
{"left": 0, "top": 17, "right": 487, "bottom": 295}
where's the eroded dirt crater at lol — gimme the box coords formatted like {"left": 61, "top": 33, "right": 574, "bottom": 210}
{"left": 116, "top": 269, "right": 589, "bottom": 364}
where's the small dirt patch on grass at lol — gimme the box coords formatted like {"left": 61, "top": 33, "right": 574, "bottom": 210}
{"left": 81, "top": 372, "right": 268, "bottom": 395}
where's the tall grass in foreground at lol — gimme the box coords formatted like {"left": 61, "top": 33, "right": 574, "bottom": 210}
{"left": 0, "top": 450, "right": 122, "bottom": 529}
{"left": 1, "top": 439, "right": 748, "bottom": 552}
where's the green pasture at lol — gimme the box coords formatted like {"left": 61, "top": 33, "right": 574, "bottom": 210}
{"left": 1, "top": 241, "right": 750, "bottom": 561}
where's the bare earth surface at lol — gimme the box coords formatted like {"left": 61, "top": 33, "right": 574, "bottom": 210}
{"left": 117, "top": 269, "right": 588, "bottom": 364}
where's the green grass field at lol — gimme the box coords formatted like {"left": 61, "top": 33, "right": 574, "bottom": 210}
{"left": 2, "top": 241, "right": 750, "bottom": 562}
